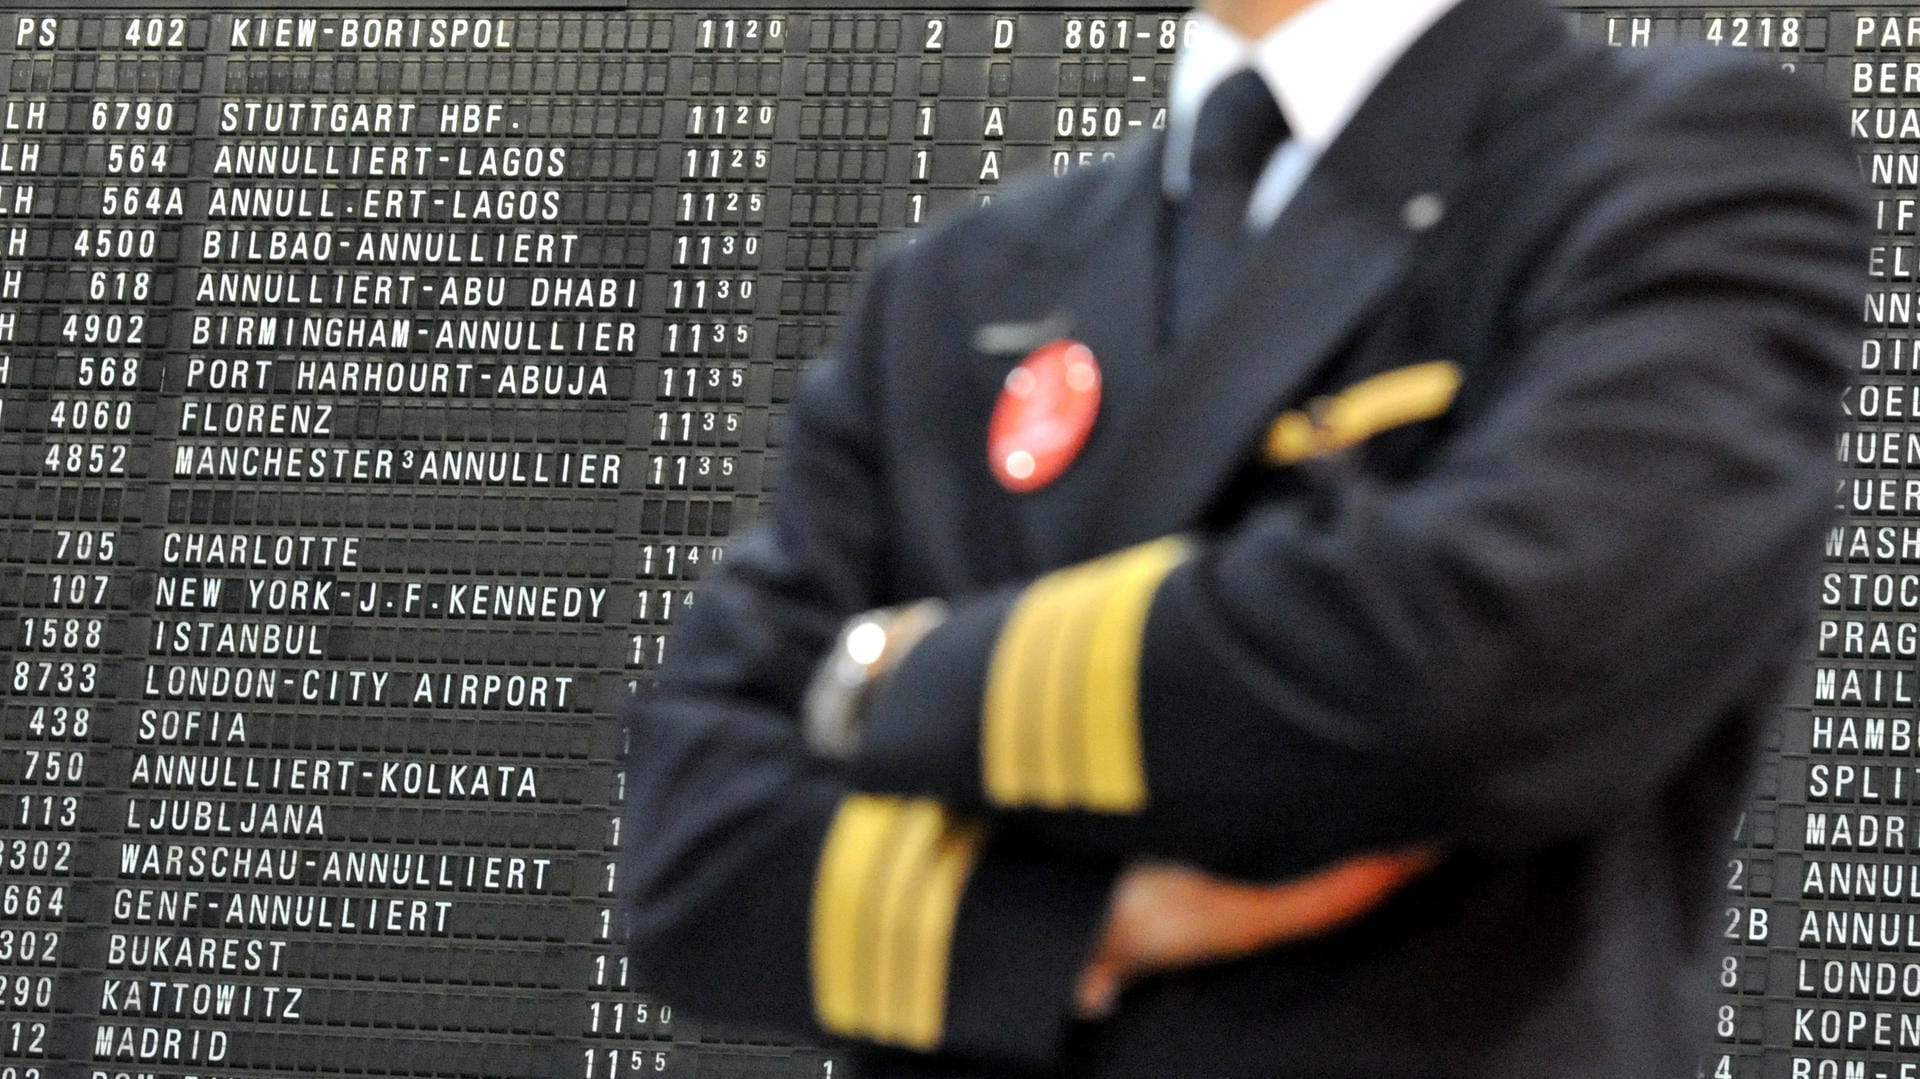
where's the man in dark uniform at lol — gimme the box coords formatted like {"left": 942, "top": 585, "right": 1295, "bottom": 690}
{"left": 619, "top": 0, "right": 1868, "bottom": 1074}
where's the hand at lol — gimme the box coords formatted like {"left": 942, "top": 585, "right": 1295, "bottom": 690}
{"left": 1074, "top": 849, "right": 1438, "bottom": 1019}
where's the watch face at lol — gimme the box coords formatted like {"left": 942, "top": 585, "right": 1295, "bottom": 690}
{"left": 845, "top": 618, "right": 891, "bottom": 668}
{"left": 803, "top": 615, "right": 890, "bottom": 761}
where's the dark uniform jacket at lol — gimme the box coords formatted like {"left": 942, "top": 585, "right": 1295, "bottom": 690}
{"left": 619, "top": 0, "right": 1867, "bottom": 1075}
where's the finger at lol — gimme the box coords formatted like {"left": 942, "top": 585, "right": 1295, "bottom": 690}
{"left": 1211, "top": 849, "right": 1437, "bottom": 950}
{"left": 1074, "top": 960, "right": 1123, "bottom": 1020}
{"left": 1112, "top": 849, "right": 1442, "bottom": 974}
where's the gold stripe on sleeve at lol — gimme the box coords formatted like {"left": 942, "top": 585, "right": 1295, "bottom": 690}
{"left": 1041, "top": 568, "right": 1109, "bottom": 808}
{"left": 899, "top": 817, "right": 988, "bottom": 1048}
{"left": 810, "top": 795, "right": 987, "bottom": 1051}
{"left": 867, "top": 802, "right": 942, "bottom": 1038}
{"left": 981, "top": 537, "right": 1190, "bottom": 812}
{"left": 810, "top": 794, "right": 899, "bottom": 1038}
{"left": 1032, "top": 563, "right": 1110, "bottom": 808}
{"left": 1074, "top": 538, "right": 1186, "bottom": 812}
{"left": 983, "top": 578, "right": 1053, "bottom": 807}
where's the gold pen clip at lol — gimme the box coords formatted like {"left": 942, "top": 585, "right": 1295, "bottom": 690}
{"left": 1264, "top": 362, "right": 1463, "bottom": 467}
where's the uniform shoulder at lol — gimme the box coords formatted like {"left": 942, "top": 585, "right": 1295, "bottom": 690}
{"left": 1470, "top": 35, "right": 1866, "bottom": 330}
{"left": 1463, "top": 35, "right": 1857, "bottom": 241}
{"left": 1623, "top": 43, "right": 1840, "bottom": 127}
{"left": 1495, "top": 36, "right": 1847, "bottom": 161}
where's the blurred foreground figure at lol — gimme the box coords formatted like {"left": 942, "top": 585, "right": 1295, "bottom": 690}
{"left": 620, "top": 0, "right": 1867, "bottom": 1075}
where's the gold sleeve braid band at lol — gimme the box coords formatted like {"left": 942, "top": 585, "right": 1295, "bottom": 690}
{"left": 982, "top": 537, "right": 1191, "bottom": 814}
{"left": 811, "top": 794, "right": 987, "bottom": 1049}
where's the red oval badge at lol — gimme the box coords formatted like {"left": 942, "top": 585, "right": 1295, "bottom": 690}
{"left": 988, "top": 339, "right": 1102, "bottom": 494}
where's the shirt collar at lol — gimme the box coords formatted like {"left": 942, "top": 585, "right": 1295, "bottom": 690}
{"left": 1165, "top": 0, "right": 1465, "bottom": 196}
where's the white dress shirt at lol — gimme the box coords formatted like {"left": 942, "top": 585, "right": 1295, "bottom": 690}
{"left": 1165, "top": 0, "right": 1466, "bottom": 228}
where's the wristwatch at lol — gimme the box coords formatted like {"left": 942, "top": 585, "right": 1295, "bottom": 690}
{"left": 803, "top": 599, "right": 948, "bottom": 761}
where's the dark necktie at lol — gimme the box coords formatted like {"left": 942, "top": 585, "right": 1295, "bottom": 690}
{"left": 1168, "top": 68, "right": 1289, "bottom": 348}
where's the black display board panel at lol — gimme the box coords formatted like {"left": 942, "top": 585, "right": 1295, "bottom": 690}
{"left": 0, "top": 3, "right": 1890, "bottom": 1077}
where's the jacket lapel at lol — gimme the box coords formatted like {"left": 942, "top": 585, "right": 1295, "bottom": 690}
{"left": 1071, "top": 0, "right": 1566, "bottom": 552}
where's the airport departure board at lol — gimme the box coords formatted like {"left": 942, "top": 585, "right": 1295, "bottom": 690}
{"left": 0, "top": 2, "right": 1897, "bottom": 1077}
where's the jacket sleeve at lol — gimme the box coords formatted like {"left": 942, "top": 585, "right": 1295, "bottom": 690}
{"left": 850, "top": 58, "right": 1870, "bottom": 878}
{"left": 620, "top": 247, "right": 1118, "bottom": 1069}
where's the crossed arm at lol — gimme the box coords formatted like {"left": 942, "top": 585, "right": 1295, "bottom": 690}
{"left": 621, "top": 60, "right": 1863, "bottom": 1071}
